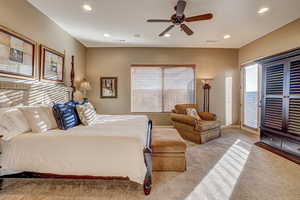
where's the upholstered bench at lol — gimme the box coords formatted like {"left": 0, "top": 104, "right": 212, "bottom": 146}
{"left": 152, "top": 127, "right": 187, "bottom": 172}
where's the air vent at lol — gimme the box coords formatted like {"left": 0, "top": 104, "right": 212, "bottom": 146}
{"left": 264, "top": 98, "right": 283, "bottom": 130}
{"left": 266, "top": 64, "right": 284, "bottom": 95}
{"left": 289, "top": 60, "right": 300, "bottom": 95}
{"left": 206, "top": 40, "right": 218, "bottom": 43}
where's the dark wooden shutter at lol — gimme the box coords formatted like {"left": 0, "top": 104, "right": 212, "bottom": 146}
{"left": 262, "top": 62, "right": 285, "bottom": 131}
{"left": 260, "top": 49, "right": 300, "bottom": 158}
{"left": 288, "top": 57, "right": 300, "bottom": 136}
{"left": 264, "top": 98, "right": 283, "bottom": 130}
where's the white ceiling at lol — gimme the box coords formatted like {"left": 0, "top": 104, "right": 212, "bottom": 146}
{"left": 28, "top": 0, "right": 300, "bottom": 48}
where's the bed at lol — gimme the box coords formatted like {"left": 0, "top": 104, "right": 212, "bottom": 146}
{"left": 0, "top": 81, "right": 153, "bottom": 195}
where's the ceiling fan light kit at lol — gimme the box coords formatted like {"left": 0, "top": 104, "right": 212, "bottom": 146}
{"left": 147, "top": 0, "right": 213, "bottom": 37}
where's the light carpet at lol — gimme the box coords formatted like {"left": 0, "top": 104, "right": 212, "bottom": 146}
{"left": 0, "top": 128, "right": 299, "bottom": 200}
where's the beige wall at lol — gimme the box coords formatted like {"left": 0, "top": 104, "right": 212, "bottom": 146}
{"left": 86, "top": 48, "right": 239, "bottom": 125}
{"left": 239, "top": 18, "right": 300, "bottom": 65}
{"left": 0, "top": 0, "right": 86, "bottom": 85}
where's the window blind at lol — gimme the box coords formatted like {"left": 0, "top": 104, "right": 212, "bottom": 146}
{"left": 131, "top": 66, "right": 195, "bottom": 112}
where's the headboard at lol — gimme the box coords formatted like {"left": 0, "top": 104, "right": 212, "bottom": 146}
{"left": 0, "top": 81, "right": 73, "bottom": 108}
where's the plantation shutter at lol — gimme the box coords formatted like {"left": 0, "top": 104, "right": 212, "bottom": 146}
{"left": 288, "top": 57, "right": 300, "bottom": 136}
{"left": 262, "top": 62, "right": 285, "bottom": 131}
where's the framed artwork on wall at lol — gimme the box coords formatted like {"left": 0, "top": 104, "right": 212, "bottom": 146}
{"left": 100, "top": 77, "right": 118, "bottom": 98}
{"left": 40, "top": 45, "right": 64, "bottom": 83}
{"left": 0, "top": 25, "right": 36, "bottom": 80}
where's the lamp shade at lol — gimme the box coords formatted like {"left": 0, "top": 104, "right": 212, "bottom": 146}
{"left": 80, "top": 79, "right": 91, "bottom": 91}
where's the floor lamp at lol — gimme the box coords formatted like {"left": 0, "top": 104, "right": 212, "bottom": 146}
{"left": 201, "top": 79, "right": 213, "bottom": 112}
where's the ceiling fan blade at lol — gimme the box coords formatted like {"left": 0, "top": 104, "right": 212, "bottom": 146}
{"left": 176, "top": 0, "right": 186, "bottom": 17}
{"left": 147, "top": 19, "right": 172, "bottom": 22}
{"left": 159, "top": 25, "right": 175, "bottom": 37}
{"left": 180, "top": 24, "right": 194, "bottom": 36}
{"left": 185, "top": 13, "right": 213, "bottom": 22}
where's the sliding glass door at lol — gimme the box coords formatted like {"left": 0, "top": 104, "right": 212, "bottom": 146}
{"left": 242, "top": 64, "right": 259, "bottom": 130}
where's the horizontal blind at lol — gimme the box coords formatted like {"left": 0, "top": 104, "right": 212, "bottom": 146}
{"left": 131, "top": 67, "right": 162, "bottom": 112}
{"left": 163, "top": 67, "right": 195, "bottom": 112}
{"left": 131, "top": 66, "right": 195, "bottom": 112}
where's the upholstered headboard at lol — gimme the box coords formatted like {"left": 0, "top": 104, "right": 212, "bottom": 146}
{"left": 0, "top": 81, "right": 73, "bottom": 108}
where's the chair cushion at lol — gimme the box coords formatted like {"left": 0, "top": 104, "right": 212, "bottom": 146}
{"left": 152, "top": 128, "right": 187, "bottom": 153}
{"left": 195, "top": 120, "right": 221, "bottom": 132}
{"left": 53, "top": 101, "right": 82, "bottom": 130}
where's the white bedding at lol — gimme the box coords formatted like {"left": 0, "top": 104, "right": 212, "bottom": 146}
{"left": 0, "top": 115, "right": 149, "bottom": 184}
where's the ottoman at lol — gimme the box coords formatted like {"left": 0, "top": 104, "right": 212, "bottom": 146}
{"left": 152, "top": 127, "right": 187, "bottom": 172}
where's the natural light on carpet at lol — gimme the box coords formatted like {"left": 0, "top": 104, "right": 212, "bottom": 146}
{"left": 185, "top": 139, "right": 251, "bottom": 200}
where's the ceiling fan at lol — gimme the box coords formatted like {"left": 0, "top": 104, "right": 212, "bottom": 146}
{"left": 147, "top": 0, "right": 213, "bottom": 36}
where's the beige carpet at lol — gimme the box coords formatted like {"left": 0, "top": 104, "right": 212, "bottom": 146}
{"left": 0, "top": 128, "right": 299, "bottom": 200}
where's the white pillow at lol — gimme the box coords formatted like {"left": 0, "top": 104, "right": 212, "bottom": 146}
{"left": 19, "top": 105, "right": 58, "bottom": 133}
{"left": 0, "top": 107, "right": 31, "bottom": 134}
{"left": 0, "top": 126, "right": 23, "bottom": 141}
{"left": 186, "top": 108, "right": 201, "bottom": 120}
{"left": 76, "top": 102, "right": 97, "bottom": 126}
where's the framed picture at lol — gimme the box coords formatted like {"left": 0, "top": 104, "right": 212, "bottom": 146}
{"left": 40, "top": 45, "right": 64, "bottom": 83}
{"left": 100, "top": 77, "right": 118, "bottom": 98}
{"left": 0, "top": 25, "right": 36, "bottom": 80}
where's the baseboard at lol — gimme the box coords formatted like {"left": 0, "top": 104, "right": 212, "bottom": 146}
{"left": 241, "top": 126, "right": 260, "bottom": 135}
{"left": 221, "top": 124, "right": 241, "bottom": 129}
{"left": 255, "top": 142, "right": 300, "bottom": 165}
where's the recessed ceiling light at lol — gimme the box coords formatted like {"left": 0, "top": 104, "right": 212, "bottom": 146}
{"left": 83, "top": 4, "right": 92, "bottom": 11}
{"left": 224, "top": 35, "right": 231, "bottom": 39}
{"left": 164, "top": 34, "right": 171, "bottom": 38}
{"left": 104, "top": 33, "right": 110, "bottom": 37}
{"left": 258, "top": 7, "right": 269, "bottom": 14}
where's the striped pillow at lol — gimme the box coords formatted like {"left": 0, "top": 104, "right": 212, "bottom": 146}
{"left": 76, "top": 102, "right": 97, "bottom": 126}
{"left": 53, "top": 101, "right": 81, "bottom": 130}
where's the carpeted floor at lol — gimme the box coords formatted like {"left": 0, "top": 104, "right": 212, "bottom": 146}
{"left": 0, "top": 128, "right": 299, "bottom": 200}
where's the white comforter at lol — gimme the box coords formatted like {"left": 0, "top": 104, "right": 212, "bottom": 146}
{"left": 0, "top": 115, "right": 149, "bottom": 184}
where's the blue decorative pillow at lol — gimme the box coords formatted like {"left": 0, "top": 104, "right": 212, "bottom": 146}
{"left": 53, "top": 101, "right": 83, "bottom": 130}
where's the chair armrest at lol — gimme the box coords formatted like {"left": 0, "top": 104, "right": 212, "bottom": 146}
{"left": 170, "top": 113, "right": 196, "bottom": 126}
{"left": 198, "top": 112, "right": 217, "bottom": 121}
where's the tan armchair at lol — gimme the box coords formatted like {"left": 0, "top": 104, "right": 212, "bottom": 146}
{"left": 171, "top": 104, "right": 221, "bottom": 144}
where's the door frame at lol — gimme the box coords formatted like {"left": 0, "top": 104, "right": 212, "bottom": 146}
{"left": 240, "top": 63, "right": 261, "bottom": 135}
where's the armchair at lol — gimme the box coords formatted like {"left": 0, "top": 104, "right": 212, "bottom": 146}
{"left": 171, "top": 104, "right": 221, "bottom": 144}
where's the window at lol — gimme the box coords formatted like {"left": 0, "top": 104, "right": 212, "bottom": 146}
{"left": 243, "top": 64, "right": 259, "bottom": 129}
{"left": 131, "top": 66, "right": 195, "bottom": 112}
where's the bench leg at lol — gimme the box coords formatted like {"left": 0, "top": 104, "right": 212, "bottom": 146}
{"left": 144, "top": 182, "right": 151, "bottom": 195}
{"left": 144, "top": 151, "right": 152, "bottom": 195}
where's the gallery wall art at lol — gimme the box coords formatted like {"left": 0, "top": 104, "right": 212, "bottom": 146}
{"left": 100, "top": 77, "right": 118, "bottom": 98}
{"left": 40, "top": 45, "right": 65, "bottom": 83}
{"left": 0, "top": 25, "right": 36, "bottom": 80}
